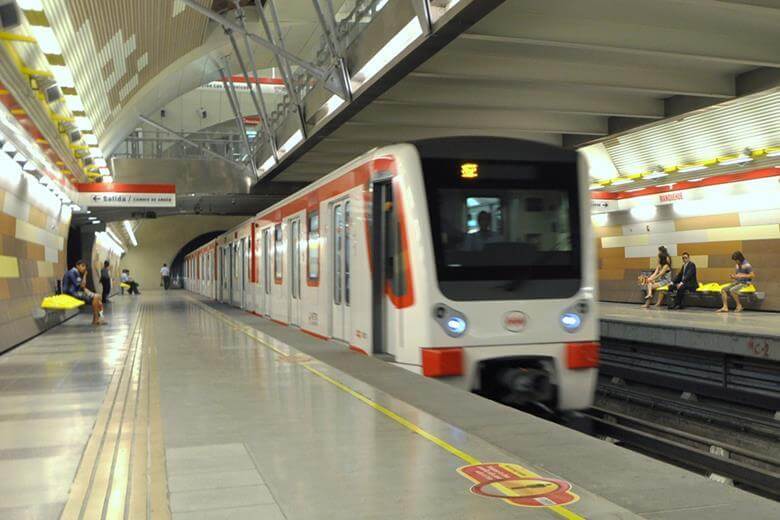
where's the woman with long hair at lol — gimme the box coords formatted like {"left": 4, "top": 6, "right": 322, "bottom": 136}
{"left": 640, "top": 246, "right": 672, "bottom": 308}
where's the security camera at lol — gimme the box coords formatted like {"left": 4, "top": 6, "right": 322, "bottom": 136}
{"left": 160, "top": 109, "right": 166, "bottom": 118}
{"left": 200, "top": 108, "right": 207, "bottom": 119}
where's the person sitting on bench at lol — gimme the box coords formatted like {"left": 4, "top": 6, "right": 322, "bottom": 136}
{"left": 669, "top": 252, "right": 698, "bottom": 310}
{"left": 717, "top": 251, "right": 755, "bottom": 313}
{"left": 63, "top": 259, "right": 106, "bottom": 325}
{"left": 121, "top": 269, "right": 140, "bottom": 295}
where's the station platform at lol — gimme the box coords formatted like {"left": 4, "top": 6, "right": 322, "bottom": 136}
{"left": 600, "top": 302, "right": 780, "bottom": 361}
{"left": 2, "top": 293, "right": 779, "bottom": 519}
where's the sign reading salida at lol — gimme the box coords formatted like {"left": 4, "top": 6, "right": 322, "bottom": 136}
{"left": 76, "top": 183, "right": 176, "bottom": 208}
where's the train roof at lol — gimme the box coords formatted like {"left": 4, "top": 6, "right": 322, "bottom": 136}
{"left": 411, "top": 136, "right": 577, "bottom": 163}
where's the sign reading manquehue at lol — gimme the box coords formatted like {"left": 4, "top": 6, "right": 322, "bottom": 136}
{"left": 75, "top": 183, "right": 176, "bottom": 208}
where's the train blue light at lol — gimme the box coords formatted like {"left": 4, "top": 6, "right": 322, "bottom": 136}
{"left": 560, "top": 313, "right": 582, "bottom": 332}
{"left": 446, "top": 317, "right": 467, "bottom": 336}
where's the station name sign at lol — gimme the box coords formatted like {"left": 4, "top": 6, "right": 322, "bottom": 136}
{"left": 75, "top": 183, "right": 176, "bottom": 208}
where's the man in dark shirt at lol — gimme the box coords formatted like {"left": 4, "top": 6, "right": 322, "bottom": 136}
{"left": 63, "top": 260, "right": 106, "bottom": 325}
{"left": 100, "top": 260, "right": 111, "bottom": 304}
{"left": 669, "top": 252, "right": 698, "bottom": 310}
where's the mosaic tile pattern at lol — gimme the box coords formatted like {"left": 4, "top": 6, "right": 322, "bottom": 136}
{"left": 0, "top": 159, "right": 71, "bottom": 353}
{"left": 597, "top": 205, "right": 780, "bottom": 311}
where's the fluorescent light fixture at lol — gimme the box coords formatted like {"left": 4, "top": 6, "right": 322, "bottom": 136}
{"left": 102, "top": 176, "right": 114, "bottom": 183}
{"left": 767, "top": 149, "right": 780, "bottom": 157}
{"left": 12, "top": 152, "right": 26, "bottom": 163}
{"left": 99, "top": 167, "right": 110, "bottom": 175}
{"left": 642, "top": 171, "right": 669, "bottom": 180}
{"left": 678, "top": 164, "right": 707, "bottom": 173}
{"left": 588, "top": 183, "right": 602, "bottom": 190}
{"left": 626, "top": 187, "right": 645, "bottom": 193}
{"left": 17, "top": 0, "right": 44, "bottom": 10}
{"left": 96, "top": 231, "right": 125, "bottom": 255}
{"left": 106, "top": 228, "right": 124, "bottom": 247}
{"left": 123, "top": 220, "right": 138, "bottom": 247}
{"left": 64, "top": 95, "right": 85, "bottom": 112}
{"left": 69, "top": 204, "right": 81, "bottom": 211}
{"left": 278, "top": 129, "right": 304, "bottom": 156}
{"left": 88, "top": 216, "right": 98, "bottom": 220}
{"left": 74, "top": 116, "right": 93, "bottom": 132}
{"left": 687, "top": 178, "right": 705, "bottom": 182}
{"left": 49, "top": 66, "right": 75, "bottom": 89}
{"left": 28, "top": 26, "right": 62, "bottom": 55}
{"left": 93, "top": 158, "right": 107, "bottom": 167}
{"left": 350, "top": 18, "right": 423, "bottom": 92}
{"left": 630, "top": 205, "right": 657, "bottom": 221}
{"left": 82, "top": 134, "right": 98, "bottom": 146}
{"left": 22, "top": 161, "right": 36, "bottom": 172}
{"left": 610, "top": 178, "right": 634, "bottom": 186}
{"left": 2, "top": 142, "right": 16, "bottom": 153}
{"left": 718, "top": 155, "right": 752, "bottom": 166}
{"left": 39, "top": 175, "right": 50, "bottom": 185}
{"left": 258, "top": 154, "right": 277, "bottom": 174}
{"left": 320, "top": 94, "right": 347, "bottom": 121}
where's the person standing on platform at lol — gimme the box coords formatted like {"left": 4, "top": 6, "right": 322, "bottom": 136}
{"left": 100, "top": 260, "right": 111, "bottom": 304}
{"left": 161, "top": 263, "right": 171, "bottom": 290}
{"left": 669, "top": 252, "right": 698, "bottom": 310}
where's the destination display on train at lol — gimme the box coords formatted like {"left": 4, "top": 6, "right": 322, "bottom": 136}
{"left": 75, "top": 183, "right": 176, "bottom": 207}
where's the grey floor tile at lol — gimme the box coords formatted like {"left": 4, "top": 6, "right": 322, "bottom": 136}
{"left": 169, "top": 485, "right": 276, "bottom": 513}
{"left": 166, "top": 444, "right": 257, "bottom": 476}
{"left": 168, "top": 469, "right": 265, "bottom": 493}
{"left": 0, "top": 501, "right": 64, "bottom": 520}
{"left": 171, "top": 503, "right": 286, "bottom": 520}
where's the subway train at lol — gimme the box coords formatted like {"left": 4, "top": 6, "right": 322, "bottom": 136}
{"left": 184, "top": 137, "right": 599, "bottom": 411}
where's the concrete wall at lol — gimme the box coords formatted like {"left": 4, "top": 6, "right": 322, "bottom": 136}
{"left": 595, "top": 174, "right": 780, "bottom": 311}
{"left": 0, "top": 153, "right": 72, "bottom": 353}
{"left": 121, "top": 215, "right": 245, "bottom": 290}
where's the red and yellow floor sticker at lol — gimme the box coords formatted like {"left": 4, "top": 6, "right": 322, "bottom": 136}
{"left": 458, "top": 463, "right": 579, "bottom": 508}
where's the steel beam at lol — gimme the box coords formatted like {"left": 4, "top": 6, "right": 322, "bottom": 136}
{"left": 232, "top": 1, "right": 278, "bottom": 161}
{"left": 138, "top": 116, "right": 246, "bottom": 168}
{"left": 309, "top": 0, "right": 351, "bottom": 99}
{"left": 181, "top": 0, "right": 330, "bottom": 83}
{"left": 255, "top": 0, "right": 308, "bottom": 137}
{"left": 218, "top": 59, "right": 259, "bottom": 179}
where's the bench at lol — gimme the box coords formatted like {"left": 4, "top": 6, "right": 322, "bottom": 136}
{"left": 646, "top": 282, "right": 765, "bottom": 309}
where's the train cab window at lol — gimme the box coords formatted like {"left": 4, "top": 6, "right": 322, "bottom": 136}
{"left": 274, "top": 224, "right": 283, "bottom": 281}
{"left": 423, "top": 158, "right": 581, "bottom": 300}
{"left": 307, "top": 211, "right": 320, "bottom": 281}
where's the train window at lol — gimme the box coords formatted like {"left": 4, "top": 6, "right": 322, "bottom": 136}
{"left": 423, "top": 158, "right": 581, "bottom": 300}
{"left": 307, "top": 211, "right": 319, "bottom": 281}
{"left": 274, "top": 224, "right": 283, "bottom": 281}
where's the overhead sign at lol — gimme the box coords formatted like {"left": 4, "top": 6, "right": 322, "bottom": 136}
{"left": 76, "top": 183, "right": 176, "bottom": 207}
{"left": 458, "top": 463, "right": 579, "bottom": 508}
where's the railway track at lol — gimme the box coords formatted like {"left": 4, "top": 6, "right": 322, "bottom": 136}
{"left": 584, "top": 381, "right": 780, "bottom": 500}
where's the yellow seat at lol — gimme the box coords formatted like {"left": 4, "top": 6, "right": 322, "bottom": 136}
{"left": 656, "top": 285, "right": 670, "bottom": 292}
{"left": 696, "top": 282, "right": 722, "bottom": 292}
{"left": 120, "top": 282, "right": 131, "bottom": 289}
{"left": 40, "top": 294, "right": 85, "bottom": 310}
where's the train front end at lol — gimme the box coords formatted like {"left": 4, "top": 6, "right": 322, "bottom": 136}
{"left": 403, "top": 137, "right": 598, "bottom": 412}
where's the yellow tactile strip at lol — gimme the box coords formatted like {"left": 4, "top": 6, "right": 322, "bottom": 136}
{"left": 60, "top": 306, "right": 170, "bottom": 520}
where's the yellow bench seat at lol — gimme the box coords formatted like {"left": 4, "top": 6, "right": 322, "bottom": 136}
{"left": 40, "top": 294, "right": 85, "bottom": 310}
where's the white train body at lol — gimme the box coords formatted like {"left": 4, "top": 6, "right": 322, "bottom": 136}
{"left": 185, "top": 137, "right": 599, "bottom": 411}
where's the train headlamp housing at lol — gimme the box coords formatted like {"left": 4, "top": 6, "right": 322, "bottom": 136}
{"left": 560, "top": 313, "right": 582, "bottom": 332}
{"left": 433, "top": 304, "right": 467, "bottom": 338}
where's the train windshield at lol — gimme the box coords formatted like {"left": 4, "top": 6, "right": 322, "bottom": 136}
{"left": 423, "top": 158, "right": 582, "bottom": 300}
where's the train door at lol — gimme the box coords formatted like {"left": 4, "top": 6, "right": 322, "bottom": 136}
{"left": 371, "top": 180, "right": 401, "bottom": 358}
{"left": 220, "top": 245, "right": 230, "bottom": 303}
{"left": 232, "top": 241, "right": 242, "bottom": 307}
{"left": 260, "top": 228, "right": 271, "bottom": 315}
{"left": 288, "top": 218, "right": 303, "bottom": 326}
{"left": 241, "top": 238, "right": 249, "bottom": 309}
{"left": 331, "top": 199, "right": 351, "bottom": 342}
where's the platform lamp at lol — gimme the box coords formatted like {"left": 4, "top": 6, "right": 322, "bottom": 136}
{"left": 30, "top": 76, "right": 62, "bottom": 105}
{"left": 0, "top": 1, "right": 21, "bottom": 30}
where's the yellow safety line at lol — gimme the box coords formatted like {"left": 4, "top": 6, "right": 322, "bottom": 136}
{"left": 190, "top": 297, "right": 586, "bottom": 520}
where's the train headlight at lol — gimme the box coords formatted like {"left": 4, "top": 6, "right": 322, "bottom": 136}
{"left": 446, "top": 317, "right": 467, "bottom": 336}
{"left": 560, "top": 312, "right": 582, "bottom": 332}
{"left": 433, "top": 304, "right": 467, "bottom": 338}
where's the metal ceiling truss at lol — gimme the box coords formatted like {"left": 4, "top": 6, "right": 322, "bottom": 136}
{"left": 138, "top": 115, "right": 247, "bottom": 169}
{"left": 217, "top": 58, "right": 259, "bottom": 179}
